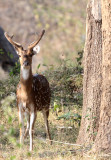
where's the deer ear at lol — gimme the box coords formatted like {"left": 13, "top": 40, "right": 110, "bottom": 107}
{"left": 32, "top": 45, "right": 40, "bottom": 55}
{"left": 16, "top": 50, "right": 21, "bottom": 57}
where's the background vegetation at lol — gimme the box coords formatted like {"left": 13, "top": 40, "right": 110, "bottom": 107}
{"left": 0, "top": 0, "right": 87, "bottom": 72}
{"left": 30, "top": 0, "right": 86, "bottom": 66}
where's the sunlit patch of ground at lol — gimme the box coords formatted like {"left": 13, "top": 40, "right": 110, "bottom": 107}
{"left": 0, "top": 104, "right": 110, "bottom": 160}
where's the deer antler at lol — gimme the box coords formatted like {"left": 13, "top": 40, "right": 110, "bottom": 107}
{"left": 28, "top": 30, "right": 45, "bottom": 50}
{"left": 4, "top": 32, "right": 23, "bottom": 50}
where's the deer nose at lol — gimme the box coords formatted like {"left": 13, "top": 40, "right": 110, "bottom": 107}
{"left": 23, "top": 61, "right": 29, "bottom": 66}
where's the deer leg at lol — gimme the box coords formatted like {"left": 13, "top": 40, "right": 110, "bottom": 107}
{"left": 24, "top": 112, "right": 30, "bottom": 139}
{"left": 42, "top": 110, "right": 52, "bottom": 144}
{"left": 19, "top": 110, "right": 24, "bottom": 144}
{"left": 29, "top": 112, "right": 37, "bottom": 151}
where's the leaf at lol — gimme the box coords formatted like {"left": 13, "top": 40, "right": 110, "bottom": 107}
{"left": 16, "top": 143, "right": 22, "bottom": 148}
{"left": 9, "top": 128, "right": 15, "bottom": 136}
{"left": 43, "top": 64, "right": 47, "bottom": 66}
{"left": 73, "top": 113, "right": 81, "bottom": 119}
{"left": 8, "top": 115, "right": 12, "bottom": 124}
{"left": 10, "top": 155, "right": 16, "bottom": 160}
{"left": 27, "top": 152, "right": 32, "bottom": 157}
{"left": 54, "top": 102, "right": 60, "bottom": 111}
{"left": 37, "top": 64, "right": 41, "bottom": 69}
{"left": 57, "top": 112, "right": 71, "bottom": 120}
{"left": 85, "top": 114, "right": 90, "bottom": 118}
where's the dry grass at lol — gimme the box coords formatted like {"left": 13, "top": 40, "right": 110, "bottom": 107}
{"left": 0, "top": 98, "right": 80, "bottom": 160}
{"left": 0, "top": 61, "right": 110, "bottom": 159}
{"left": 0, "top": 102, "right": 111, "bottom": 160}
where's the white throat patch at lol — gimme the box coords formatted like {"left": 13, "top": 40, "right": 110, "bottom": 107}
{"left": 21, "top": 67, "right": 30, "bottom": 80}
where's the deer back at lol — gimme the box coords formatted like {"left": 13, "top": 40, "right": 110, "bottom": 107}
{"left": 32, "top": 74, "right": 51, "bottom": 111}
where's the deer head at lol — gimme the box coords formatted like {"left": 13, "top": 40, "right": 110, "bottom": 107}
{"left": 5, "top": 30, "right": 45, "bottom": 69}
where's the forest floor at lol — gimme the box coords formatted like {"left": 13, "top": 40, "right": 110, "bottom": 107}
{"left": 0, "top": 105, "right": 110, "bottom": 160}
{"left": 0, "top": 104, "right": 80, "bottom": 160}
{"left": 0, "top": 60, "right": 111, "bottom": 160}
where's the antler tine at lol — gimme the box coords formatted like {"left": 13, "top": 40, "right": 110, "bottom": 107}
{"left": 28, "top": 30, "right": 45, "bottom": 50}
{"left": 4, "top": 32, "right": 23, "bottom": 48}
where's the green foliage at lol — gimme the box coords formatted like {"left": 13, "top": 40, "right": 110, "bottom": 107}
{"left": 9, "top": 62, "right": 20, "bottom": 76}
{"left": 0, "top": 75, "right": 19, "bottom": 101}
{"left": 8, "top": 52, "right": 14, "bottom": 59}
{"left": 44, "top": 51, "right": 83, "bottom": 110}
{"left": 57, "top": 112, "right": 71, "bottom": 120}
{"left": 76, "top": 51, "right": 83, "bottom": 66}
{"left": 10, "top": 155, "right": 16, "bottom": 160}
{"left": 37, "top": 63, "right": 41, "bottom": 69}
{"left": 42, "top": 51, "right": 83, "bottom": 128}
{"left": 26, "top": 152, "right": 32, "bottom": 157}
{"left": 57, "top": 112, "right": 81, "bottom": 126}
{"left": 0, "top": 99, "right": 19, "bottom": 148}
{"left": 0, "top": 48, "right": 4, "bottom": 55}
{"left": 9, "top": 127, "right": 16, "bottom": 136}
{"left": 54, "top": 102, "right": 61, "bottom": 112}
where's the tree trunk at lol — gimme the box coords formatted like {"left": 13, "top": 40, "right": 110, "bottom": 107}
{"left": 93, "top": 0, "right": 111, "bottom": 153}
{"left": 77, "top": 0, "right": 102, "bottom": 145}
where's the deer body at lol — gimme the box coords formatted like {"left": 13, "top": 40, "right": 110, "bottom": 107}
{"left": 5, "top": 30, "right": 51, "bottom": 151}
{"left": 17, "top": 73, "right": 51, "bottom": 112}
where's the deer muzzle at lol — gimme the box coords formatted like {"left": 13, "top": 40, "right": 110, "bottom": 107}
{"left": 23, "top": 61, "right": 29, "bottom": 67}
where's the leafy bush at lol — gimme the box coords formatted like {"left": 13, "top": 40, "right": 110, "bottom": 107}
{"left": 44, "top": 51, "right": 83, "bottom": 109}
{"left": 9, "top": 62, "right": 20, "bottom": 76}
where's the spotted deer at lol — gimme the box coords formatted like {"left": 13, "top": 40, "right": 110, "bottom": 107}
{"left": 5, "top": 30, "right": 51, "bottom": 151}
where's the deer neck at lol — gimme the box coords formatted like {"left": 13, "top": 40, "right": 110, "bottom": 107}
{"left": 20, "top": 66, "right": 33, "bottom": 91}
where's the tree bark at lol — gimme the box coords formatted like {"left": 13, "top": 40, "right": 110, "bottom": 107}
{"left": 93, "top": 0, "right": 111, "bottom": 153}
{"left": 77, "top": 0, "right": 102, "bottom": 145}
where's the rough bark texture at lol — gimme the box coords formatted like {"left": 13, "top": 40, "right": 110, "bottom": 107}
{"left": 77, "top": 0, "right": 102, "bottom": 145}
{"left": 93, "top": 0, "right": 111, "bottom": 153}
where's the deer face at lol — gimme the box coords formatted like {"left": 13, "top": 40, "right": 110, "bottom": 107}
{"left": 19, "top": 50, "right": 32, "bottom": 69}
{"left": 5, "top": 30, "right": 45, "bottom": 69}
{"left": 18, "top": 50, "right": 34, "bottom": 80}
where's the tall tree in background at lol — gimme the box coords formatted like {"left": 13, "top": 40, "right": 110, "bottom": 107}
{"left": 93, "top": 0, "right": 111, "bottom": 153}
{"left": 77, "top": 0, "right": 102, "bottom": 145}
